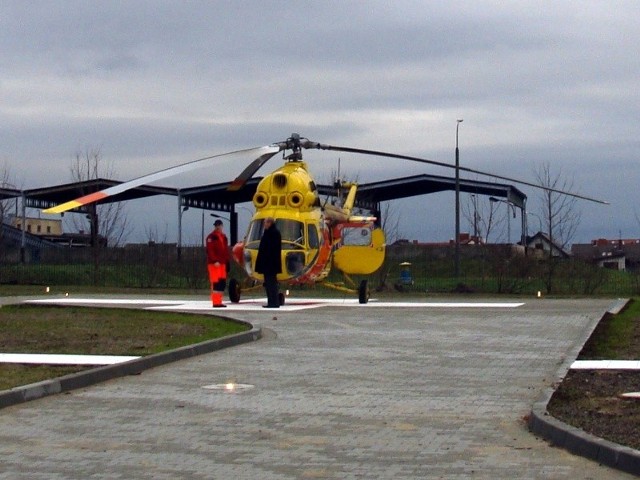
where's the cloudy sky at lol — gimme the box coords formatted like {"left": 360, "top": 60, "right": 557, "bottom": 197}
{"left": 1, "top": 1, "right": 638, "bottom": 245}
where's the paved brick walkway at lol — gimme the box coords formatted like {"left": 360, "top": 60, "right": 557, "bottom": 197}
{"left": 0, "top": 297, "right": 635, "bottom": 479}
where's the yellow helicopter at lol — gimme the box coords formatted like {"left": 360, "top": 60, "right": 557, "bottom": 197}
{"left": 43, "top": 133, "right": 608, "bottom": 304}
{"left": 228, "top": 136, "right": 385, "bottom": 304}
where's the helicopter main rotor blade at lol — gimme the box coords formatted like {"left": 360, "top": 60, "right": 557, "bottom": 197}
{"left": 313, "top": 143, "right": 609, "bottom": 205}
{"left": 43, "top": 145, "right": 280, "bottom": 214}
{"left": 227, "top": 147, "right": 284, "bottom": 191}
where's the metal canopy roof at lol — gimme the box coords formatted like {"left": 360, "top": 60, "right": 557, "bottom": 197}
{"left": 178, "top": 174, "right": 527, "bottom": 213}
{"left": 353, "top": 173, "right": 527, "bottom": 210}
{"left": 0, "top": 187, "right": 21, "bottom": 201}
{"left": 12, "top": 173, "right": 528, "bottom": 248}
{"left": 179, "top": 178, "right": 263, "bottom": 212}
{"left": 17, "top": 173, "right": 526, "bottom": 214}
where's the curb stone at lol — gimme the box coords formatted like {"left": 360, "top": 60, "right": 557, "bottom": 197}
{"left": 528, "top": 298, "right": 640, "bottom": 476}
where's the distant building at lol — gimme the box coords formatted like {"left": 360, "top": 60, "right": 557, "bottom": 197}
{"left": 595, "top": 251, "right": 626, "bottom": 271}
{"left": 455, "top": 232, "right": 484, "bottom": 245}
{"left": 572, "top": 238, "right": 640, "bottom": 271}
{"left": 8, "top": 215, "right": 104, "bottom": 247}
{"left": 393, "top": 232, "right": 483, "bottom": 247}
{"left": 389, "top": 233, "right": 524, "bottom": 262}
{"left": 524, "top": 231, "right": 570, "bottom": 258}
{"left": 11, "top": 216, "right": 62, "bottom": 236}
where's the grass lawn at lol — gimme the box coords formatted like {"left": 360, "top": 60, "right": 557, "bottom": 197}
{"left": 0, "top": 304, "right": 249, "bottom": 391}
{"left": 578, "top": 298, "right": 640, "bottom": 359}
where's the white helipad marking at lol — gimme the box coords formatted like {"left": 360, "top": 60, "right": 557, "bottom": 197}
{"left": 26, "top": 298, "right": 184, "bottom": 306}
{"left": 147, "top": 300, "right": 324, "bottom": 312}
{"left": 149, "top": 300, "right": 524, "bottom": 311}
{"left": 24, "top": 297, "right": 525, "bottom": 311}
{"left": 342, "top": 302, "right": 525, "bottom": 308}
{"left": 571, "top": 360, "right": 640, "bottom": 370}
{"left": 620, "top": 392, "right": 640, "bottom": 399}
{"left": 0, "top": 353, "right": 140, "bottom": 365}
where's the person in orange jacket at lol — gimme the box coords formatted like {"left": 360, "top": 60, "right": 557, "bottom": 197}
{"left": 206, "top": 219, "right": 229, "bottom": 307}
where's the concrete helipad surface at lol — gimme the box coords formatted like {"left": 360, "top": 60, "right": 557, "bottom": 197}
{"left": 0, "top": 296, "right": 636, "bottom": 479}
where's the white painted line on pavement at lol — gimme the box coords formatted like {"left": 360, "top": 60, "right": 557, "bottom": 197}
{"left": 621, "top": 392, "right": 640, "bottom": 399}
{"left": 26, "top": 298, "right": 184, "bottom": 306}
{"left": 0, "top": 353, "right": 140, "bottom": 365}
{"left": 342, "top": 302, "right": 525, "bottom": 308}
{"left": 571, "top": 360, "right": 640, "bottom": 370}
{"left": 24, "top": 297, "right": 525, "bottom": 311}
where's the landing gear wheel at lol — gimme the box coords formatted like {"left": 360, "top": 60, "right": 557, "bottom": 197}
{"left": 278, "top": 292, "right": 285, "bottom": 306}
{"left": 358, "top": 279, "right": 369, "bottom": 304}
{"left": 229, "top": 278, "right": 241, "bottom": 303}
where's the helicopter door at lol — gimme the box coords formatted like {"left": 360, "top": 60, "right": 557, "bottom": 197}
{"left": 333, "top": 224, "right": 385, "bottom": 275}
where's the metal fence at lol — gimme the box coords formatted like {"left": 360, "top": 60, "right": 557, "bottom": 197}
{"left": 380, "top": 244, "right": 640, "bottom": 296}
{"left": 0, "top": 243, "right": 210, "bottom": 290}
{"left": 2, "top": 242, "right": 640, "bottom": 296}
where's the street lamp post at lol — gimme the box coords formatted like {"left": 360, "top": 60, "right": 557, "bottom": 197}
{"left": 455, "top": 119, "right": 463, "bottom": 277}
{"left": 177, "top": 191, "right": 184, "bottom": 260}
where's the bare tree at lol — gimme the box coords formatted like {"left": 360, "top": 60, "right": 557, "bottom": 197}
{"left": 633, "top": 210, "right": 640, "bottom": 234}
{"left": 144, "top": 222, "right": 169, "bottom": 245}
{"left": 0, "top": 163, "right": 24, "bottom": 259}
{"left": 534, "top": 161, "right": 581, "bottom": 252}
{"left": 534, "top": 161, "right": 582, "bottom": 293}
{"left": 0, "top": 163, "right": 18, "bottom": 246}
{"left": 70, "top": 147, "right": 131, "bottom": 247}
{"left": 461, "top": 193, "right": 504, "bottom": 244}
{"left": 379, "top": 201, "right": 401, "bottom": 245}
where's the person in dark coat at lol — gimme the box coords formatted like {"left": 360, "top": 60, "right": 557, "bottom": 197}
{"left": 255, "top": 217, "right": 282, "bottom": 308}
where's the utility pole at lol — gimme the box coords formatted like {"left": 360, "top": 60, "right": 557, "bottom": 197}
{"left": 454, "top": 119, "right": 463, "bottom": 277}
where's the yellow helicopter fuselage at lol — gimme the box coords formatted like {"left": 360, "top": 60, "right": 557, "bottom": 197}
{"left": 232, "top": 160, "right": 385, "bottom": 284}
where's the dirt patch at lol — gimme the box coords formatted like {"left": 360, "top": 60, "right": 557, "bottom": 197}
{"left": 548, "top": 369, "right": 640, "bottom": 451}
{"left": 547, "top": 302, "right": 640, "bottom": 452}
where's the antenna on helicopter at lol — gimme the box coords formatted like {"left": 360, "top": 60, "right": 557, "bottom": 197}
{"left": 334, "top": 157, "right": 342, "bottom": 196}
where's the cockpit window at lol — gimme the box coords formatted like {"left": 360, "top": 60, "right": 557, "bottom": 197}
{"left": 246, "top": 218, "right": 305, "bottom": 249}
{"left": 307, "top": 223, "right": 319, "bottom": 248}
{"left": 278, "top": 219, "right": 304, "bottom": 245}
{"left": 246, "top": 220, "right": 264, "bottom": 245}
